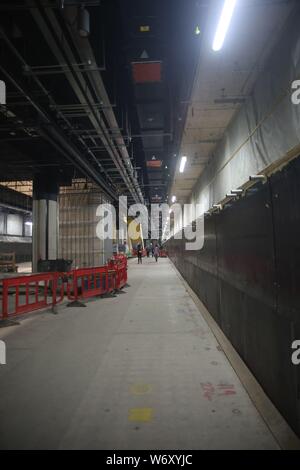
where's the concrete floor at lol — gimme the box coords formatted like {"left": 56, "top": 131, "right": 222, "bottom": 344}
{"left": 0, "top": 258, "right": 279, "bottom": 449}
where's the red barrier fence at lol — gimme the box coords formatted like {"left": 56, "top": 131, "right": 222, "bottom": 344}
{"left": 159, "top": 249, "right": 168, "bottom": 258}
{"left": 113, "top": 253, "right": 128, "bottom": 268}
{"left": 66, "top": 265, "right": 116, "bottom": 302}
{"left": 1, "top": 272, "right": 64, "bottom": 320}
{"left": 1, "top": 254, "right": 129, "bottom": 321}
{"left": 108, "top": 259, "right": 127, "bottom": 290}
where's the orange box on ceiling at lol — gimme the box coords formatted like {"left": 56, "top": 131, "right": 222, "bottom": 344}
{"left": 147, "top": 160, "right": 162, "bottom": 168}
{"left": 132, "top": 61, "right": 162, "bottom": 83}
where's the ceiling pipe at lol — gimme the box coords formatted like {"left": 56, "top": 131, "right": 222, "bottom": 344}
{"left": 27, "top": 3, "right": 142, "bottom": 203}
{"left": 0, "top": 42, "right": 117, "bottom": 200}
{"left": 32, "top": 3, "right": 143, "bottom": 203}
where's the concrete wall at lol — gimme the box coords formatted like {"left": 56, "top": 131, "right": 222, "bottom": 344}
{"left": 0, "top": 213, "right": 4, "bottom": 234}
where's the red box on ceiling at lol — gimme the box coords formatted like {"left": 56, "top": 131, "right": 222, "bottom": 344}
{"left": 147, "top": 160, "right": 162, "bottom": 168}
{"left": 132, "top": 61, "right": 162, "bottom": 83}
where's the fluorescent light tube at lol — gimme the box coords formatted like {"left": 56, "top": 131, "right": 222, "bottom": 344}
{"left": 179, "top": 156, "right": 187, "bottom": 173}
{"left": 212, "top": 0, "right": 237, "bottom": 52}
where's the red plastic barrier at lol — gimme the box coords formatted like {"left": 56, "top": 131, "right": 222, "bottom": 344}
{"left": 113, "top": 253, "right": 128, "bottom": 268}
{"left": 67, "top": 265, "right": 116, "bottom": 301}
{"left": 1, "top": 272, "right": 64, "bottom": 320}
{"left": 1, "top": 257, "right": 130, "bottom": 320}
{"left": 159, "top": 249, "right": 168, "bottom": 258}
{"left": 115, "top": 262, "right": 127, "bottom": 289}
{"left": 108, "top": 257, "right": 127, "bottom": 290}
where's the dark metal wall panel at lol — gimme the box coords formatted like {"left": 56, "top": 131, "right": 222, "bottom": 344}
{"left": 184, "top": 215, "right": 218, "bottom": 274}
{"left": 216, "top": 182, "right": 276, "bottom": 308}
{"left": 167, "top": 217, "right": 220, "bottom": 323}
{"left": 271, "top": 157, "right": 300, "bottom": 320}
{"left": 166, "top": 155, "right": 300, "bottom": 436}
{"left": 217, "top": 280, "right": 246, "bottom": 354}
{"left": 242, "top": 296, "right": 298, "bottom": 432}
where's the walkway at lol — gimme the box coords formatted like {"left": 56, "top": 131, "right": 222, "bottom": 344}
{"left": 0, "top": 258, "right": 279, "bottom": 449}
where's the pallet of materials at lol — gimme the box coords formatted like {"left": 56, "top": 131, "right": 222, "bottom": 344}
{"left": 0, "top": 252, "right": 17, "bottom": 272}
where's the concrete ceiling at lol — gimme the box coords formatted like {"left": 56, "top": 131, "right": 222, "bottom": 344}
{"left": 171, "top": 0, "right": 295, "bottom": 203}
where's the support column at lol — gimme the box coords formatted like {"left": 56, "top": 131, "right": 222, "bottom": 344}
{"left": 32, "top": 172, "right": 59, "bottom": 272}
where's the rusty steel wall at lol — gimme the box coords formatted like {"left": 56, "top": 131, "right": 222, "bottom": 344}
{"left": 166, "top": 155, "right": 300, "bottom": 437}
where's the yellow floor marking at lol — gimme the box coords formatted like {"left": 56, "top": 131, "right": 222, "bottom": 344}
{"left": 130, "top": 384, "right": 152, "bottom": 395}
{"left": 128, "top": 408, "right": 153, "bottom": 422}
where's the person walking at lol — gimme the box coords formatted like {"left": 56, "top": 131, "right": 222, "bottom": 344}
{"left": 137, "top": 244, "right": 143, "bottom": 264}
{"left": 154, "top": 244, "right": 160, "bottom": 262}
{"left": 146, "top": 245, "right": 150, "bottom": 258}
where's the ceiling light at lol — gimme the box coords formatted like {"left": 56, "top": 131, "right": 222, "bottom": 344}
{"left": 179, "top": 156, "right": 187, "bottom": 173}
{"left": 212, "top": 0, "right": 237, "bottom": 52}
{"left": 78, "top": 6, "right": 90, "bottom": 38}
{"left": 171, "top": 195, "right": 176, "bottom": 203}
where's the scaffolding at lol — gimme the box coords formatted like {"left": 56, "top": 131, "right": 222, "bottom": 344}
{"left": 58, "top": 185, "right": 113, "bottom": 268}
